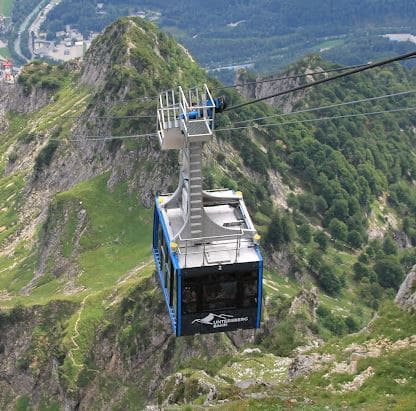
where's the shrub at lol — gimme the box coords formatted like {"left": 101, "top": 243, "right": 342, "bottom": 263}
{"left": 298, "top": 223, "right": 312, "bottom": 244}
{"left": 8, "top": 151, "right": 18, "bottom": 163}
{"left": 34, "top": 140, "right": 59, "bottom": 172}
{"left": 318, "top": 264, "right": 342, "bottom": 295}
{"left": 266, "top": 210, "right": 295, "bottom": 249}
{"left": 353, "top": 262, "right": 371, "bottom": 281}
{"left": 314, "top": 230, "right": 330, "bottom": 251}
{"left": 347, "top": 230, "right": 363, "bottom": 248}
{"left": 329, "top": 218, "right": 348, "bottom": 241}
{"left": 374, "top": 256, "right": 404, "bottom": 289}
{"left": 383, "top": 235, "right": 398, "bottom": 255}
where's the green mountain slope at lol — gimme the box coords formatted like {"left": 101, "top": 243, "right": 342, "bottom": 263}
{"left": 0, "top": 17, "right": 415, "bottom": 410}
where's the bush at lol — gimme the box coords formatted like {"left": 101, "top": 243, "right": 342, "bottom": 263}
{"left": 328, "top": 218, "right": 348, "bottom": 241}
{"left": 8, "top": 151, "right": 17, "bottom": 163}
{"left": 298, "top": 223, "right": 312, "bottom": 244}
{"left": 400, "top": 248, "right": 416, "bottom": 271}
{"left": 347, "top": 230, "right": 363, "bottom": 248}
{"left": 266, "top": 210, "right": 295, "bottom": 249}
{"left": 353, "top": 262, "right": 371, "bottom": 281}
{"left": 308, "top": 249, "right": 323, "bottom": 272}
{"left": 318, "top": 264, "right": 342, "bottom": 295}
{"left": 374, "top": 256, "right": 404, "bottom": 289}
{"left": 314, "top": 230, "right": 330, "bottom": 251}
{"left": 262, "top": 317, "right": 304, "bottom": 356}
{"left": 383, "top": 235, "right": 398, "bottom": 255}
{"left": 34, "top": 140, "right": 59, "bottom": 172}
{"left": 316, "top": 305, "right": 347, "bottom": 336}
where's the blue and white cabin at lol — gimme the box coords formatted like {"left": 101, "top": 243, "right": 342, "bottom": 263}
{"left": 153, "top": 85, "right": 263, "bottom": 336}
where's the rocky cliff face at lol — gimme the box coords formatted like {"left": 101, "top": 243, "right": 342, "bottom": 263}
{"left": 0, "top": 301, "right": 77, "bottom": 409}
{"left": 235, "top": 59, "right": 325, "bottom": 112}
{"left": 395, "top": 265, "right": 416, "bottom": 312}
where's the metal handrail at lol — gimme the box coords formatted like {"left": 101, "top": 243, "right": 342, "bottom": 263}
{"left": 176, "top": 235, "right": 255, "bottom": 267}
{"left": 179, "top": 230, "right": 244, "bottom": 243}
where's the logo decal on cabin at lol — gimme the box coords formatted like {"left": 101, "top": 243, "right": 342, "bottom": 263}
{"left": 192, "top": 313, "right": 249, "bottom": 328}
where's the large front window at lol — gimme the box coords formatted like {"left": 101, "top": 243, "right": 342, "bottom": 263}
{"left": 182, "top": 270, "right": 258, "bottom": 315}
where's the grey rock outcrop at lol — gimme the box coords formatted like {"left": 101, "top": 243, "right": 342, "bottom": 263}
{"left": 395, "top": 265, "right": 416, "bottom": 312}
{"left": 287, "top": 353, "right": 335, "bottom": 379}
{"left": 289, "top": 287, "right": 319, "bottom": 320}
{"left": 236, "top": 64, "right": 321, "bottom": 112}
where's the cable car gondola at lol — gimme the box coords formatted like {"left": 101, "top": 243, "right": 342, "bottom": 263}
{"left": 153, "top": 85, "right": 263, "bottom": 336}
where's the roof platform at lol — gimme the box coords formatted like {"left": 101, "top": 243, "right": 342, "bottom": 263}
{"left": 157, "top": 189, "right": 260, "bottom": 269}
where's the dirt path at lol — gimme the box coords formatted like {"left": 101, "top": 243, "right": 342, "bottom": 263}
{"left": 68, "top": 294, "right": 91, "bottom": 368}
{"left": 68, "top": 259, "right": 153, "bottom": 368}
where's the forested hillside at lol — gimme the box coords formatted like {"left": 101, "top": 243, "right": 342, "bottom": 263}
{"left": 0, "top": 17, "right": 415, "bottom": 410}
{"left": 39, "top": 0, "right": 416, "bottom": 72}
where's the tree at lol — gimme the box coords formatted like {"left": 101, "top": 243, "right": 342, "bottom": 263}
{"left": 287, "top": 193, "right": 299, "bottom": 209}
{"left": 359, "top": 279, "right": 384, "bottom": 309}
{"left": 353, "top": 262, "right": 370, "bottom": 281}
{"left": 383, "top": 235, "right": 398, "bottom": 255}
{"left": 298, "top": 223, "right": 312, "bottom": 244}
{"left": 358, "top": 253, "right": 370, "bottom": 264}
{"left": 318, "top": 264, "right": 342, "bottom": 295}
{"left": 281, "top": 212, "right": 296, "bottom": 243}
{"left": 266, "top": 210, "right": 295, "bottom": 249}
{"left": 308, "top": 249, "right": 323, "bottom": 272}
{"left": 298, "top": 193, "right": 315, "bottom": 215}
{"left": 374, "top": 256, "right": 404, "bottom": 289}
{"left": 345, "top": 316, "right": 359, "bottom": 333}
{"left": 315, "top": 195, "right": 328, "bottom": 213}
{"left": 328, "top": 198, "right": 349, "bottom": 221}
{"left": 266, "top": 211, "right": 283, "bottom": 249}
{"left": 329, "top": 218, "right": 348, "bottom": 242}
{"left": 314, "top": 230, "right": 330, "bottom": 251}
{"left": 347, "top": 230, "right": 363, "bottom": 249}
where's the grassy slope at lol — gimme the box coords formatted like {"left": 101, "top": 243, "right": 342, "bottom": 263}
{"left": 169, "top": 303, "right": 415, "bottom": 410}
{"left": 0, "top": 78, "right": 91, "bottom": 306}
{"left": 289, "top": 303, "right": 416, "bottom": 411}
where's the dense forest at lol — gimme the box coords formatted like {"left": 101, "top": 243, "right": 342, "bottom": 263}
{"left": 208, "top": 56, "right": 416, "bottom": 304}
{"left": 38, "top": 0, "right": 416, "bottom": 73}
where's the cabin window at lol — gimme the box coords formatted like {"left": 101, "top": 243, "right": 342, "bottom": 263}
{"left": 182, "top": 269, "right": 258, "bottom": 315}
{"left": 172, "top": 270, "right": 177, "bottom": 313}
{"left": 168, "top": 261, "right": 174, "bottom": 307}
{"left": 182, "top": 283, "right": 198, "bottom": 314}
{"left": 203, "top": 281, "right": 238, "bottom": 310}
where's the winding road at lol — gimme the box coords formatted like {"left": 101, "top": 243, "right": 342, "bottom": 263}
{"left": 13, "top": 0, "right": 48, "bottom": 63}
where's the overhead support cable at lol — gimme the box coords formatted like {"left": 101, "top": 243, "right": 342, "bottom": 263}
{"left": 224, "top": 51, "right": 416, "bottom": 112}
{"left": 232, "top": 90, "right": 416, "bottom": 125}
{"left": 216, "top": 106, "right": 416, "bottom": 132}
{"left": 61, "top": 114, "right": 156, "bottom": 120}
{"left": 215, "top": 55, "right": 416, "bottom": 91}
{"left": 215, "top": 63, "right": 371, "bottom": 90}
{"left": 49, "top": 106, "right": 416, "bottom": 142}
{"left": 50, "top": 132, "right": 158, "bottom": 142}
